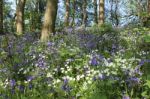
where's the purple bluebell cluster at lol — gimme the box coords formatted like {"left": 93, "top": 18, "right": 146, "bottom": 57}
{"left": 61, "top": 78, "right": 71, "bottom": 92}
{"left": 10, "top": 79, "right": 16, "bottom": 87}
{"left": 18, "top": 85, "right": 25, "bottom": 93}
{"left": 122, "top": 95, "right": 130, "bottom": 99}
{"left": 91, "top": 57, "right": 98, "bottom": 66}
{"left": 26, "top": 76, "right": 34, "bottom": 82}
{"left": 0, "top": 28, "right": 150, "bottom": 99}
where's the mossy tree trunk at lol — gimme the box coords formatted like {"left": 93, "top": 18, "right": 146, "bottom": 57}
{"left": 40, "top": 0, "right": 58, "bottom": 42}
{"left": 16, "top": 0, "right": 26, "bottom": 35}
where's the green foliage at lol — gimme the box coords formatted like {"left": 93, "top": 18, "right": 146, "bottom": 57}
{"left": 0, "top": 25, "right": 150, "bottom": 99}
{"left": 89, "top": 23, "right": 116, "bottom": 34}
{"left": 141, "top": 80, "right": 150, "bottom": 98}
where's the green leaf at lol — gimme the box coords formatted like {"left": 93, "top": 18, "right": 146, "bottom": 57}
{"left": 145, "top": 80, "right": 150, "bottom": 88}
{"left": 143, "top": 35, "right": 150, "bottom": 43}
{"left": 141, "top": 91, "right": 148, "bottom": 97}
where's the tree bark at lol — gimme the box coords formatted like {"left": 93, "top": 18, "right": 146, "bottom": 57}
{"left": 0, "top": 0, "right": 3, "bottom": 34}
{"left": 16, "top": 0, "right": 26, "bottom": 35}
{"left": 82, "top": 0, "right": 87, "bottom": 26}
{"left": 98, "top": 0, "right": 104, "bottom": 25}
{"left": 41, "top": 0, "right": 58, "bottom": 42}
{"left": 94, "top": 0, "right": 98, "bottom": 24}
{"left": 64, "top": 0, "right": 70, "bottom": 27}
{"left": 114, "top": 0, "right": 119, "bottom": 26}
{"left": 110, "top": 0, "right": 113, "bottom": 24}
{"left": 147, "top": 0, "right": 150, "bottom": 27}
{"left": 148, "top": 0, "right": 150, "bottom": 19}
{"left": 71, "top": 0, "right": 75, "bottom": 27}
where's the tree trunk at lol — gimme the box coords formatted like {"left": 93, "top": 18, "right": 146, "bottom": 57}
{"left": 0, "top": 0, "right": 3, "bottom": 34}
{"left": 147, "top": 0, "right": 150, "bottom": 27}
{"left": 114, "top": 0, "right": 119, "bottom": 26}
{"left": 35, "top": 0, "right": 41, "bottom": 30}
{"left": 41, "top": 0, "right": 58, "bottom": 42}
{"left": 94, "top": 0, "right": 98, "bottom": 24}
{"left": 16, "top": 0, "right": 26, "bottom": 35}
{"left": 71, "top": 0, "right": 75, "bottom": 27}
{"left": 110, "top": 0, "right": 113, "bottom": 24}
{"left": 148, "top": 0, "right": 150, "bottom": 18}
{"left": 64, "top": 0, "right": 70, "bottom": 27}
{"left": 98, "top": 0, "right": 104, "bottom": 25}
{"left": 82, "top": 0, "right": 87, "bottom": 27}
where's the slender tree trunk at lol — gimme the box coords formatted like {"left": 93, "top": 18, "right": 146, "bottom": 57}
{"left": 64, "top": 0, "right": 70, "bottom": 27}
{"left": 16, "top": 0, "right": 26, "bottom": 35}
{"left": 98, "top": 0, "right": 104, "bottom": 25}
{"left": 110, "top": 0, "right": 113, "bottom": 24}
{"left": 30, "top": 12, "right": 34, "bottom": 31}
{"left": 82, "top": 0, "right": 87, "bottom": 27}
{"left": 0, "top": 0, "right": 3, "bottom": 34}
{"left": 147, "top": 0, "right": 150, "bottom": 27}
{"left": 114, "top": 0, "right": 119, "bottom": 26}
{"left": 148, "top": 0, "right": 150, "bottom": 16}
{"left": 41, "top": 0, "right": 58, "bottom": 42}
{"left": 35, "top": 0, "right": 41, "bottom": 30}
{"left": 94, "top": 0, "right": 98, "bottom": 24}
{"left": 71, "top": 0, "right": 75, "bottom": 27}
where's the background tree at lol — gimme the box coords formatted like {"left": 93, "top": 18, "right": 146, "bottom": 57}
{"left": 71, "top": 0, "right": 75, "bottom": 27}
{"left": 145, "top": 0, "right": 150, "bottom": 27}
{"left": 109, "top": 0, "right": 120, "bottom": 26}
{"left": 94, "top": 0, "right": 98, "bottom": 24}
{"left": 0, "top": 0, "right": 3, "bottom": 34}
{"left": 98, "top": 0, "right": 104, "bottom": 25}
{"left": 82, "top": 0, "right": 87, "bottom": 26}
{"left": 16, "top": 0, "right": 26, "bottom": 35}
{"left": 41, "top": 0, "right": 58, "bottom": 41}
{"left": 148, "top": 0, "right": 150, "bottom": 13}
{"left": 25, "top": 0, "right": 45, "bottom": 31}
{"left": 64, "top": 0, "right": 70, "bottom": 27}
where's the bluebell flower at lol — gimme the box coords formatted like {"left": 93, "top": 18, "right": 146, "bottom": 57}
{"left": 63, "top": 78, "right": 69, "bottom": 84}
{"left": 26, "top": 76, "right": 34, "bottom": 82}
{"left": 61, "top": 84, "right": 71, "bottom": 92}
{"left": 18, "top": 85, "right": 25, "bottom": 93}
{"left": 86, "top": 41, "right": 96, "bottom": 49}
{"left": 126, "top": 77, "right": 140, "bottom": 87}
{"left": 92, "top": 76, "right": 97, "bottom": 81}
{"left": 146, "top": 59, "right": 150, "bottom": 63}
{"left": 10, "top": 79, "right": 16, "bottom": 87}
{"left": 130, "top": 77, "right": 140, "bottom": 83}
{"left": 11, "top": 88, "right": 15, "bottom": 94}
{"left": 134, "top": 67, "right": 143, "bottom": 76}
{"left": 122, "top": 95, "right": 130, "bottom": 99}
{"left": 112, "top": 44, "right": 117, "bottom": 49}
{"left": 47, "top": 41, "right": 52, "bottom": 47}
{"left": 29, "top": 83, "right": 33, "bottom": 90}
{"left": 37, "top": 57, "right": 47, "bottom": 69}
{"left": 99, "top": 54, "right": 104, "bottom": 60}
{"left": 91, "top": 57, "right": 98, "bottom": 66}
{"left": 139, "top": 60, "right": 145, "bottom": 66}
